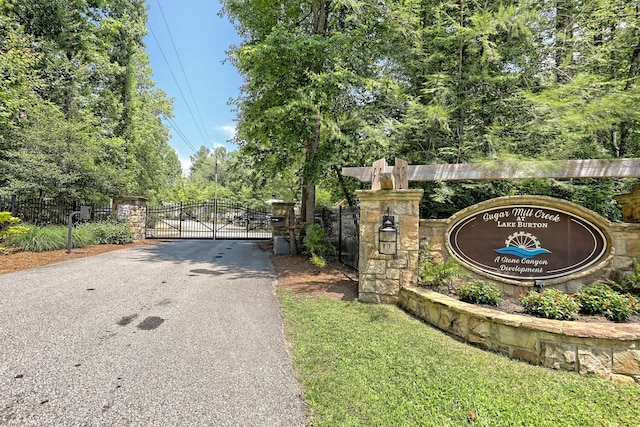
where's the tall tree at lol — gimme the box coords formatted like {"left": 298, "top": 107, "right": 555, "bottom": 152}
{"left": 222, "top": 0, "right": 394, "bottom": 221}
{"left": 0, "top": 0, "right": 180, "bottom": 203}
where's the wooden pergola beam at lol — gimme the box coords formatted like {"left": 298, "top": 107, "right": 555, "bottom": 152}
{"left": 342, "top": 158, "right": 640, "bottom": 183}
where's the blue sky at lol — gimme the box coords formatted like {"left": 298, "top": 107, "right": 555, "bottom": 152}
{"left": 144, "top": 0, "right": 242, "bottom": 173}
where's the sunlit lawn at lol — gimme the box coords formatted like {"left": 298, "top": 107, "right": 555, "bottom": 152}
{"left": 279, "top": 292, "right": 640, "bottom": 427}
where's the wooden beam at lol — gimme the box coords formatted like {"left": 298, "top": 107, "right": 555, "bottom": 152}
{"left": 342, "top": 158, "right": 640, "bottom": 182}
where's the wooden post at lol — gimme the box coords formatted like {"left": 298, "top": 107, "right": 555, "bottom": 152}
{"left": 393, "top": 158, "right": 409, "bottom": 189}
{"left": 371, "top": 158, "right": 408, "bottom": 190}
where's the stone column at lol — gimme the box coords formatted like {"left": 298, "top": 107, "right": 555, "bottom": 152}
{"left": 271, "top": 202, "right": 297, "bottom": 254}
{"left": 615, "top": 184, "right": 640, "bottom": 223}
{"left": 356, "top": 189, "right": 423, "bottom": 304}
{"left": 271, "top": 202, "right": 296, "bottom": 229}
{"left": 112, "top": 196, "right": 147, "bottom": 240}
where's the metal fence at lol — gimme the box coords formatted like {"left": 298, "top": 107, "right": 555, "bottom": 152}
{"left": 316, "top": 206, "right": 360, "bottom": 271}
{"left": 145, "top": 200, "right": 272, "bottom": 240}
{"left": 0, "top": 195, "right": 111, "bottom": 225}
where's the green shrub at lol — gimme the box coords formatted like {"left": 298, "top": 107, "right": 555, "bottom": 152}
{"left": 602, "top": 293, "right": 639, "bottom": 322}
{"left": 418, "top": 248, "right": 460, "bottom": 292}
{"left": 576, "top": 284, "right": 638, "bottom": 322}
{"left": 621, "top": 259, "right": 640, "bottom": 297}
{"left": 310, "top": 252, "right": 327, "bottom": 268}
{"left": 72, "top": 226, "right": 97, "bottom": 248}
{"left": 9, "top": 225, "right": 67, "bottom": 252}
{"left": 456, "top": 280, "right": 503, "bottom": 306}
{"left": 78, "top": 221, "right": 133, "bottom": 244}
{"left": 575, "top": 284, "right": 616, "bottom": 315}
{"left": 303, "top": 223, "right": 333, "bottom": 267}
{"left": 1, "top": 212, "right": 22, "bottom": 253}
{"left": 519, "top": 289, "right": 580, "bottom": 321}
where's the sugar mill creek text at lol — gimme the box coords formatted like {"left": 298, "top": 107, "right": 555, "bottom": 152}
{"left": 482, "top": 207, "right": 561, "bottom": 229}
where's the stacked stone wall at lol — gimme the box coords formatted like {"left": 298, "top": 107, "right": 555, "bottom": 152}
{"left": 399, "top": 287, "right": 640, "bottom": 384}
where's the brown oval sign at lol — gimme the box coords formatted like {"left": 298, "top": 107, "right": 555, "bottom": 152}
{"left": 448, "top": 204, "right": 607, "bottom": 280}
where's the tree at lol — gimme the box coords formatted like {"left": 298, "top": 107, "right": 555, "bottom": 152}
{"left": 0, "top": 0, "right": 180, "bottom": 203}
{"left": 222, "top": 0, "right": 396, "bottom": 220}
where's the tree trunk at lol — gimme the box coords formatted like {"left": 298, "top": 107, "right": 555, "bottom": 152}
{"left": 333, "top": 165, "right": 355, "bottom": 208}
{"left": 618, "top": 6, "right": 639, "bottom": 156}
{"left": 301, "top": 1, "right": 331, "bottom": 225}
{"left": 555, "top": 0, "right": 574, "bottom": 84}
{"left": 302, "top": 120, "right": 321, "bottom": 224}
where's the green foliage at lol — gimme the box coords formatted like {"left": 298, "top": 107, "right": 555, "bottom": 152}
{"left": 576, "top": 284, "right": 639, "bottom": 322}
{"left": 77, "top": 221, "right": 134, "bottom": 245}
{"left": 616, "top": 259, "right": 640, "bottom": 297}
{"left": 279, "top": 292, "right": 640, "bottom": 426}
{"left": 600, "top": 294, "right": 639, "bottom": 322}
{"left": 519, "top": 289, "right": 580, "bottom": 321}
{"left": 417, "top": 249, "right": 460, "bottom": 291}
{"left": 0, "top": 0, "right": 181, "bottom": 202}
{"left": 575, "top": 284, "right": 618, "bottom": 315}
{"left": 71, "top": 226, "right": 96, "bottom": 248}
{"left": 310, "top": 252, "right": 327, "bottom": 269}
{"left": 0, "top": 211, "right": 22, "bottom": 253}
{"left": 303, "top": 223, "right": 333, "bottom": 267}
{"left": 8, "top": 226, "right": 67, "bottom": 252}
{"left": 0, "top": 211, "right": 21, "bottom": 234}
{"left": 457, "top": 280, "right": 503, "bottom": 306}
{"left": 7, "top": 221, "right": 133, "bottom": 252}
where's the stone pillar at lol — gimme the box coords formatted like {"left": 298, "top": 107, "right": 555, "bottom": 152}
{"left": 271, "top": 202, "right": 296, "bottom": 229}
{"left": 615, "top": 184, "right": 640, "bottom": 223}
{"left": 356, "top": 189, "right": 424, "bottom": 304}
{"left": 112, "top": 196, "right": 147, "bottom": 240}
{"left": 271, "top": 202, "right": 297, "bottom": 254}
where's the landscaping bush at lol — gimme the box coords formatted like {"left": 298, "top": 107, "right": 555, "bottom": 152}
{"left": 575, "top": 284, "right": 617, "bottom": 315}
{"left": 620, "top": 260, "right": 640, "bottom": 297}
{"left": 9, "top": 225, "right": 68, "bottom": 252}
{"left": 602, "top": 293, "right": 639, "bottom": 322}
{"left": 72, "top": 225, "right": 97, "bottom": 248}
{"left": 303, "top": 223, "right": 333, "bottom": 267}
{"left": 519, "top": 289, "right": 580, "bottom": 320}
{"left": 0, "top": 212, "right": 23, "bottom": 253}
{"left": 456, "top": 280, "right": 503, "bottom": 306}
{"left": 78, "top": 221, "right": 133, "bottom": 244}
{"left": 576, "top": 284, "right": 639, "bottom": 322}
{"left": 418, "top": 248, "right": 460, "bottom": 292}
{"left": 7, "top": 221, "right": 132, "bottom": 252}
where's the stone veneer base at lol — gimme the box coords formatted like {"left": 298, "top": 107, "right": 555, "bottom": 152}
{"left": 399, "top": 286, "right": 640, "bottom": 385}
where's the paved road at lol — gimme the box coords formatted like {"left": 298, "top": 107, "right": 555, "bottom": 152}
{"left": 0, "top": 240, "right": 306, "bottom": 426}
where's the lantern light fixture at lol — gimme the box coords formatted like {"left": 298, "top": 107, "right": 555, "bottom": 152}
{"left": 378, "top": 207, "right": 397, "bottom": 255}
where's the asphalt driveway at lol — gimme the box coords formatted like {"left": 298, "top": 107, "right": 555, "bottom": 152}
{"left": 0, "top": 240, "right": 306, "bottom": 426}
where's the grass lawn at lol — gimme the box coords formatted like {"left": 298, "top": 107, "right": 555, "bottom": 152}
{"left": 279, "top": 292, "right": 640, "bottom": 426}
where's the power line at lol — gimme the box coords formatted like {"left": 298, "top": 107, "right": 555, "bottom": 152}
{"left": 147, "top": 21, "right": 208, "bottom": 151}
{"left": 156, "top": 0, "right": 213, "bottom": 145}
{"left": 166, "top": 116, "right": 197, "bottom": 153}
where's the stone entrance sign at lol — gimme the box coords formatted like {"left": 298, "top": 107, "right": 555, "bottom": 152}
{"left": 447, "top": 197, "right": 609, "bottom": 281}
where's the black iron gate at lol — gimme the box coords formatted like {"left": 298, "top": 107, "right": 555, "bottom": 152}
{"left": 316, "top": 206, "right": 359, "bottom": 270}
{"left": 145, "top": 201, "right": 272, "bottom": 240}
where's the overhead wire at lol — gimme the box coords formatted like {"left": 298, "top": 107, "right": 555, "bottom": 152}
{"left": 156, "top": 0, "right": 213, "bottom": 145}
{"left": 166, "top": 116, "right": 195, "bottom": 153}
{"left": 147, "top": 24, "right": 199, "bottom": 154}
{"left": 146, "top": 11, "right": 208, "bottom": 153}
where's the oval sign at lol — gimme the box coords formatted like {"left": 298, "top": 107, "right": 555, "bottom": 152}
{"left": 448, "top": 204, "right": 608, "bottom": 280}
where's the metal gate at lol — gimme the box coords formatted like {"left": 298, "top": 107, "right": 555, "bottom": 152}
{"left": 145, "top": 201, "right": 272, "bottom": 240}
{"left": 316, "top": 206, "right": 360, "bottom": 270}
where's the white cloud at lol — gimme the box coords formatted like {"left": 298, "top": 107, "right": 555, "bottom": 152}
{"left": 215, "top": 124, "right": 237, "bottom": 140}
